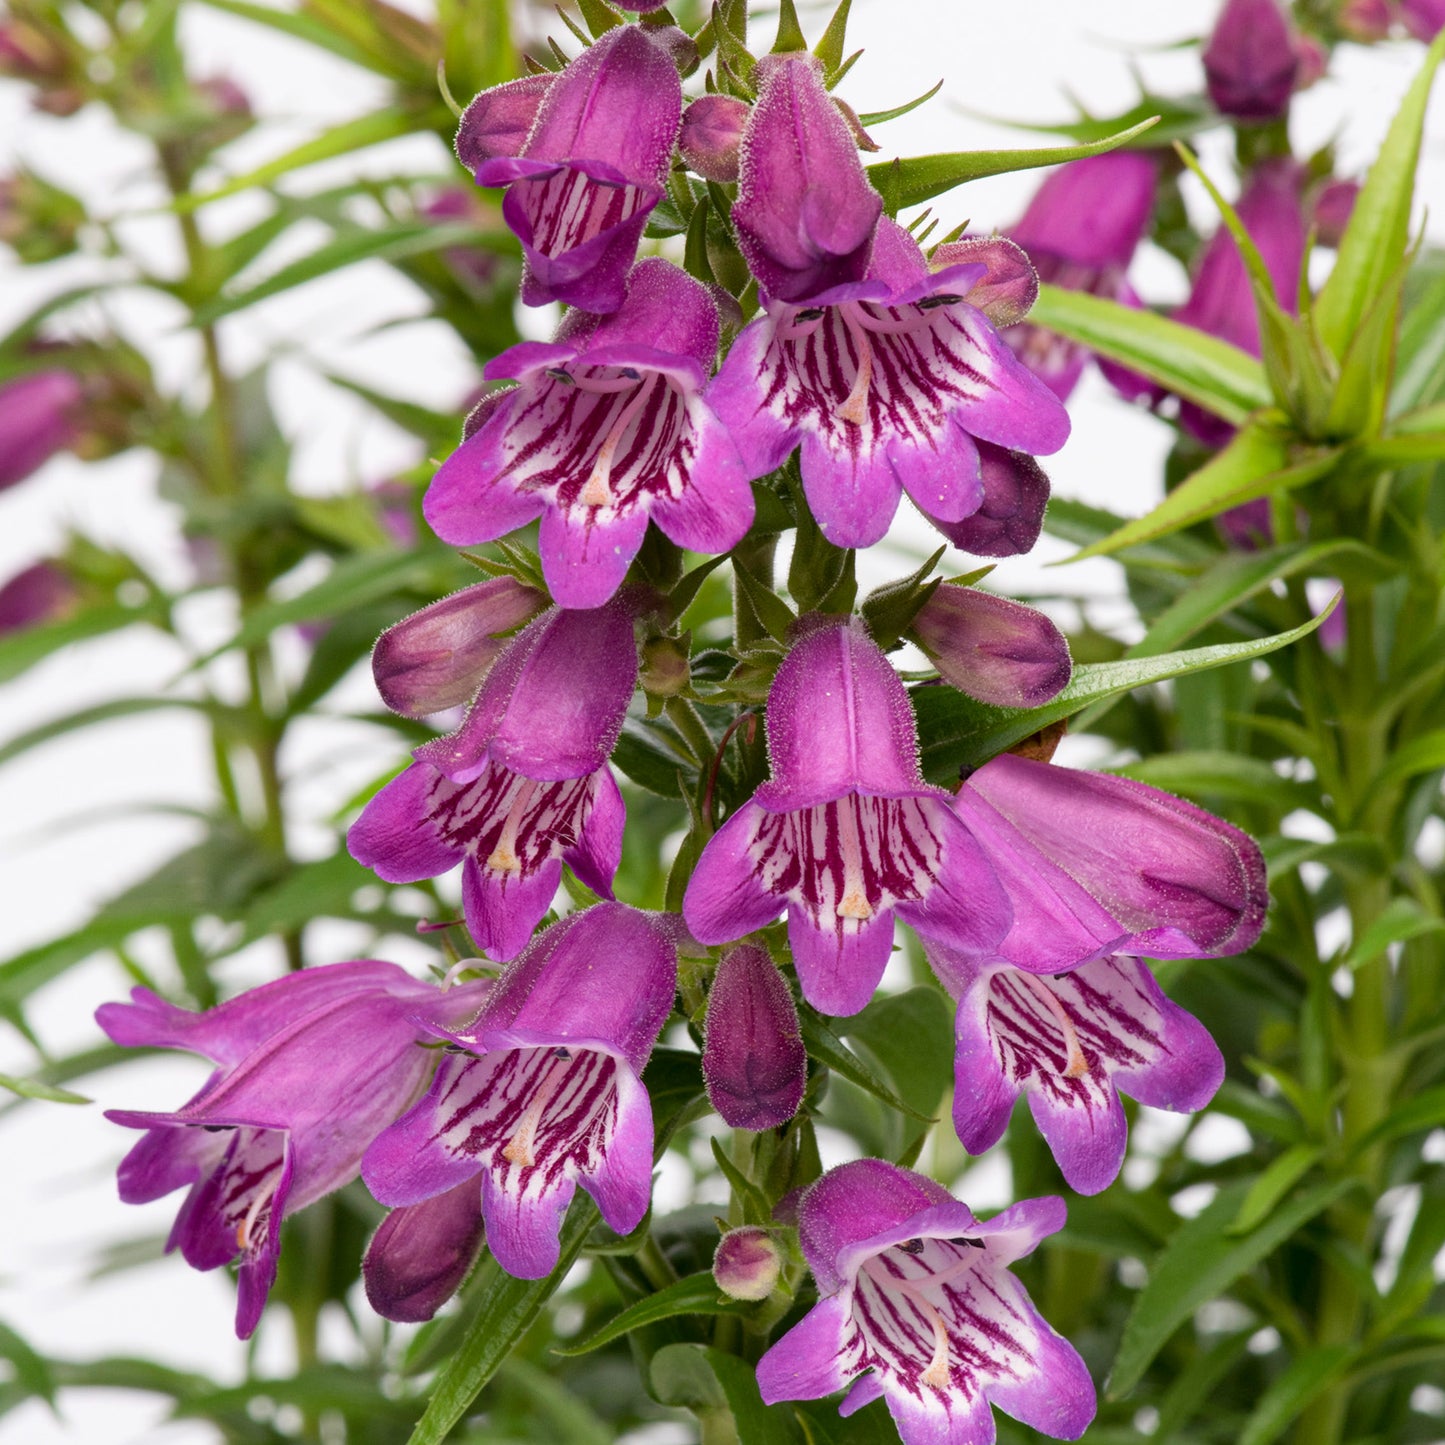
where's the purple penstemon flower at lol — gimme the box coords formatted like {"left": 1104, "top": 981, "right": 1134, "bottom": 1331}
{"left": 710, "top": 216, "right": 1069, "bottom": 549}
{"left": 0, "top": 368, "right": 82, "bottom": 489}
{"left": 927, "top": 946, "right": 1225, "bottom": 1195}
{"left": 424, "top": 259, "right": 754, "bottom": 609}
{"left": 466, "top": 25, "right": 682, "bottom": 312}
{"left": 97, "top": 962, "right": 490, "bottom": 1338}
{"left": 348, "top": 600, "right": 637, "bottom": 960}
{"left": 683, "top": 617, "right": 1011, "bottom": 1017}
{"left": 950, "top": 752, "right": 1269, "bottom": 976}
{"left": 757, "top": 1160, "right": 1095, "bottom": 1445}
{"left": 363, "top": 904, "right": 676, "bottom": 1280}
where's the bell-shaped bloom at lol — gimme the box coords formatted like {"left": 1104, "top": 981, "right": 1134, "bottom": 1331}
{"left": 468, "top": 27, "right": 682, "bottom": 312}
{"left": 350, "top": 602, "right": 636, "bottom": 959}
{"left": 684, "top": 618, "right": 1011, "bottom": 1017}
{"left": 710, "top": 218, "right": 1069, "bottom": 549}
{"left": 425, "top": 260, "right": 754, "bottom": 607}
{"left": 999, "top": 152, "right": 1157, "bottom": 401}
{"left": 921, "top": 442, "right": 1050, "bottom": 559}
{"left": 702, "top": 944, "right": 807, "bottom": 1130}
{"left": 0, "top": 559, "right": 77, "bottom": 636}
{"left": 928, "top": 947, "right": 1224, "bottom": 1195}
{"left": 714, "top": 1227, "right": 784, "bottom": 1301}
{"left": 732, "top": 54, "right": 882, "bottom": 303}
{"left": 364, "top": 1180, "right": 487, "bottom": 1323}
{"left": 455, "top": 73, "right": 554, "bottom": 171}
{"left": 909, "top": 584, "right": 1071, "bottom": 709}
{"left": 679, "top": 94, "right": 750, "bottom": 182}
{"left": 0, "top": 368, "right": 81, "bottom": 489}
{"left": 757, "top": 1161, "right": 1095, "bottom": 1445}
{"left": 951, "top": 752, "right": 1268, "bottom": 976}
{"left": 1203, "top": 0, "right": 1301, "bottom": 121}
{"left": 1173, "top": 159, "right": 1306, "bottom": 447}
{"left": 372, "top": 575, "right": 548, "bottom": 717}
{"left": 97, "top": 962, "right": 490, "bottom": 1339}
{"left": 363, "top": 904, "right": 676, "bottom": 1280}
{"left": 1402, "top": 0, "right": 1445, "bottom": 39}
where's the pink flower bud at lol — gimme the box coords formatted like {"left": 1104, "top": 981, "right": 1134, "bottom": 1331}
{"left": 1310, "top": 178, "right": 1359, "bottom": 248}
{"left": 0, "top": 560, "right": 78, "bottom": 636}
{"left": 1402, "top": 0, "right": 1445, "bottom": 39}
{"left": 0, "top": 369, "right": 82, "bottom": 490}
{"left": 679, "top": 94, "right": 750, "bottom": 182}
{"left": 702, "top": 945, "right": 806, "bottom": 1130}
{"left": 455, "top": 73, "right": 555, "bottom": 172}
{"left": 713, "top": 1227, "right": 783, "bottom": 1301}
{"left": 930, "top": 235, "right": 1039, "bottom": 327}
{"left": 1202, "top": 0, "right": 1300, "bottom": 121}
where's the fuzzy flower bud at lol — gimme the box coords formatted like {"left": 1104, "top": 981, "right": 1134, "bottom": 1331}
{"left": 0, "top": 369, "right": 82, "bottom": 490}
{"left": 703, "top": 945, "right": 807, "bottom": 1130}
{"left": 919, "top": 442, "right": 1050, "bottom": 559}
{"left": 1401, "top": 0, "right": 1445, "bottom": 39}
{"left": 456, "top": 73, "right": 555, "bottom": 171}
{"left": 713, "top": 1227, "right": 784, "bottom": 1301}
{"left": 0, "top": 560, "right": 79, "bottom": 636}
{"left": 679, "top": 94, "right": 750, "bottom": 182}
{"left": 931, "top": 236, "right": 1039, "bottom": 328}
{"left": 1203, "top": 0, "right": 1301, "bottom": 121}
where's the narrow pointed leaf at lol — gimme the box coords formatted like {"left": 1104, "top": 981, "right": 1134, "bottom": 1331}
{"left": 1030, "top": 284, "right": 1271, "bottom": 424}
{"left": 1314, "top": 32, "right": 1445, "bottom": 357}
{"left": 865, "top": 117, "right": 1158, "bottom": 209}
{"left": 1339, "top": 897, "right": 1445, "bottom": 973}
{"left": 813, "top": 0, "right": 853, "bottom": 76}
{"left": 555, "top": 1272, "right": 748, "bottom": 1357}
{"left": 0, "top": 1072, "right": 91, "bottom": 1104}
{"left": 1372, "top": 729, "right": 1445, "bottom": 787}
{"left": 799, "top": 1014, "right": 932, "bottom": 1122}
{"left": 772, "top": 0, "right": 807, "bottom": 52}
{"left": 1227, "top": 1144, "right": 1324, "bottom": 1236}
{"left": 858, "top": 80, "right": 943, "bottom": 127}
{"left": 1238, "top": 1347, "right": 1358, "bottom": 1445}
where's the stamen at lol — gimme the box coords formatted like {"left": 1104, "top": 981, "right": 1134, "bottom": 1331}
{"left": 1019, "top": 972, "right": 1090, "bottom": 1078}
{"left": 501, "top": 1050, "right": 575, "bottom": 1168}
{"left": 835, "top": 797, "right": 873, "bottom": 920}
{"left": 835, "top": 307, "right": 874, "bottom": 426}
{"left": 579, "top": 376, "right": 656, "bottom": 507}
{"left": 486, "top": 777, "right": 540, "bottom": 873}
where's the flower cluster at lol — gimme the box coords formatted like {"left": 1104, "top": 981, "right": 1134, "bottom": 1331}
{"left": 96, "top": 10, "right": 1277, "bottom": 1443}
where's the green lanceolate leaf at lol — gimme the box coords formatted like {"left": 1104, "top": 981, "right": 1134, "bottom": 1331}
{"left": 1107, "top": 1176, "right": 1356, "bottom": 1399}
{"left": 1065, "top": 423, "right": 1340, "bottom": 561}
{"left": 404, "top": 1200, "right": 598, "bottom": 1445}
{"left": 0, "top": 697, "right": 227, "bottom": 771}
{"left": 553, "top": 1272, "right": 749, "bottom": 1357}
{"left": 1227, "top": 1144, "right": 1325, "bottom": 1236}
{"left": 1371, "top": 728, "right": 1445, "bottom": 788}
{"left": 864, "top": 117, "right": 1158, "bottom": 210}
{"left": 0, "top": 1072, "right": 90, "bottom": 1105}
{"left": 1313, "top": 31, "right": 1445, "bottom": 358}
{"left": 1339, "top": 897, "right": 1445, "bottom": 973}
{"left": 1029, "top": 283, "right": 1271, "bottom": 425}
{"left": 1354, "top": 1084, "right": 1445, "bottom": 1153}
{"left": 1237, "top": 1346, "right": 1359, "bottom": 1445}
{"left": 913, "top": 603, "right": 1337, "bottom": 782}
{"left": 651, "top": 1344, "right": 804, "bottom": 1445}
{"left": 800, "top": 1013, "right": 932, "bottom": 1123}
{"left": 858, "top": 80, "right": 943, "bottom": 128}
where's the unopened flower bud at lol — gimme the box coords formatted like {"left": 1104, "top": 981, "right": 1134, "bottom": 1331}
{"left": 364, "top": 1181, "right": 486, "bottom": 1323}
{"left": 921, "top": 443, "right": 1050, "bottom": 559}
{"left": 679, "top": 94, "right": 750, "bottom": 182}
{"left": 930, "top": 235, "right": 1038, "bottom": 327}
{"left": 0, "top": 169, "right": 85, "bottom": 264}
{"left": 1310, "top": 178, "right": 1358, "bottom": 247}
{"left": 1401, "top": 0, "right": 1445, "bottom": 39}
{"left": 645, "top": 24, "right": 700, "bottom": 76}
{"left": 0, "top": 560, "right": 79, "bottom": 636}
{"left": 0, "top": 369, "right": 82, "bottom": 491}
{"left": 713, "top": 1227, "right": 783, "bottom": 1302}
{"left": 1339, "top": 0, "right": 1393, "bottom": 40}
{"left": 702, "top": 945, "right": 806, "bottom": 1131}
{"left": 1203, "top": 0, "right": 1300, "bottom": 121}
{"left": 455, "top": 73, "right": 554, "bottom": 173}
{"left": 910, "top": 583, "right": 1071, "bottom": 709}
{"left": 640, "top": 633, "right": 691, "bottom": 698}
{"left": 372, "top": 575, "right": 549, "bottom": 717}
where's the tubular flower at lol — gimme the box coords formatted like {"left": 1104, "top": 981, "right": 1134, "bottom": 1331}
{"left": 996, "top": 152, "right": 1157, "bottom": 401}
{"left": 97, "top": 962, "right": 491, "bottom": 1339}
{"left": 757, "top": 1161, "right": 1095, "bottom": 1445}
{"left": 467, "top": 26, "right": 682, "bottom": 312}
{"left": 683, "top": 617, "right": 1011, "bottom": 1018}
{"left": 349, "top": 601, "right": 637, "bottom": 960}
{"left": 425, "top": 260, "right": 754, "bottom": 608}
{"left": 951, "top": 753, "right": 1268, "bottom": 976}
{"left": 731, "top": 53, "right": 882, "bottom": 303}
{"left": 1202, "top": 0, "right": 1302, "bottom": 121}
{"left": 709, "top": 218, "right": 1069, "bottom": 550}
{"left": 371, "top": 575, "right": 548, "bottom": 718}
{"left": 0, "top": 368, "right": 82, "bottom": 489}
{"left": 908, "top": 583, "right": 1071, "bottom": 710}
{"left": 1173, "top": 159, "right": 1306, "bottom": 447}
{"left": 927, "top": 947, "right": 1225, "bottom": 1195}
{"left": 363, "top": 904, "right": 677, "bottom": 1280}
{"left": 702, "top": 944, "right": 808, "bottom": 1131}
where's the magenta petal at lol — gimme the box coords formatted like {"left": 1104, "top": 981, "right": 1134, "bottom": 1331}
{"left": 347, "top": 763, "right": 460, "bottom": 883}
{"left": 986, "top": 1315, "right": 1096, "bottom": 1441}
{"left": 1029, "top": 1078, "right": 1128, "bottom": 1197}
{"left": 564, "top": 766, "right": 625, "bottom": 898}
{"left": 481, "top": 1164, "right": 574, "bottom": 1279}
{"left": 683, "top": 802, "right": 789, "bottom": 946}
{"left": 462, "top": 853, "right": 561, "bottom": 961}
{"left": 362, "top": 1054, "right": 485, "bottom": 1208}
{"left": 423, "top": 411, "right": 548, "bottom": 546}
{"left": 1203, "top": 0, "right": 1300, "bottom": 121}
{"left": 649, "top": 402, "right": 755, "bottom": 554}
{"left": 797, "top": 428, "right": 905, "bottom": 549}
{"left": 910, "top": 584, "right": 1072, "bottom": 708}
{"left": 582, "top": 1062, "right": 654, "bottom": 1237}
{"left": 756, "top": 1294, "right": 856, "bottom": 1404}
{"left": 538, "top": 504, "right": 649, "bottom": 609}
{"left": 1114, "top": 987, "right": 1225, "bottom": 1115}
{"left": 702, "top": 315, "right": 800, "bottom": 480}
{"left": 932, "top": 236, "right": 1040, "bottom": 328}
{"left": 363, "top": 1181, "right": 486, "bottom": 1323}
{"left": 788, "top": 905, "right": 895, "bottom": 1018}
{"left": 455, "top": 73, "right": 554, "bottom": 171}
{"left": 1009, "top": 152, "right": 1158, "bottom": 273}
{"left": 925, "top": 442, "right": 1050, "bottom": 558}
{"left": 115, "top": 1121, "right": 227, "bottom": 1205}
{"left": 0, "top": 369, "right": 82, "bottom": 490}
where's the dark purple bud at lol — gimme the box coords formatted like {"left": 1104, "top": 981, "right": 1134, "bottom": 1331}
{"left": 930, "top": 236, "right": 1038, "bottom": 328}
{"left": 1310, "top": 178, "right": 1359, "bottom": 248}
{"left": 1293, "top": 33, "right": 1327, "bottom": 89}
{"left": 1401, "top": 0, "right": 1445, "bottom": 39}
{"left": 364, "top": 1181, "right": 487, "bottom": 1323}
{"left": 1203, "top": 0, "right": 1300, "bottom": 121}
{"left": 920, "top": 442, "right": 1049, "bottom": 558}
{"left": 910, "top": 584, "right": 1071, "bottom": 709}
{"left": 1216, "top": 498, "right": 1274, "bottom": 551}
{"left": 372, "top": 575, "right": 549, "bottom": 717}
{"left": 702, "top": 945, "right": 807, "bottom": 1131}
{"left": 0, "top": 369, "right": 82, "bottom": 490}
{"left": 713, "top": 1227, "right": 783, "bottom": 1301}
{"left": 732, "top": 53, "right": 883, "bottom": 302}
{"left": 679, "top": 94, "right": 750, "bottom": 182}
{"left": 456, "top": 73, "right": 554, "bottom": 171}
{"left": 0, "top": 560, "right": 78, "bottom": 636}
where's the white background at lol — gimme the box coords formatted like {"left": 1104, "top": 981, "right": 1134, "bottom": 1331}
{"left": 2, "top": 1, "right": 1443, "bottom": 1440}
